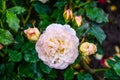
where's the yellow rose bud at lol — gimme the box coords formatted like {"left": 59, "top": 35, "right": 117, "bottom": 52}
{"left": 80, "top": 42, "right": 97, "bottom": 56}
{"left": 74, "top": 16, "right": 82, "bottom": 27}
{"left": 63, "top": 9, "right": 73, "bottom": 21}
{"left": 0, "top": 44, "right": 3, "bottom": 50}
{"left": 24, "top": 27, "right": 40, "bottom": 41}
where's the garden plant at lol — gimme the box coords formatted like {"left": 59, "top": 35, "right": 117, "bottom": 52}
{"left": 0, "top": 0, "right": 120, "bottom": 80}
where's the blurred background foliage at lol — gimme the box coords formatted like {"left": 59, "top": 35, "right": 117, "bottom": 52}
{"left": 0, "top": 0, "right": 120, "bottom": 80}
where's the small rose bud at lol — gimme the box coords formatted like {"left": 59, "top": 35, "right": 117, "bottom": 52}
{"left": 74, "top": 16, "right": 82, "bottom": 27}
{"left": 80, "top": 42, "right": 97, "bottom": 56}
{"left": 24, "top": 27, "right": 40, "bottom": 41}
{"left": 0, "top": 44, "right": 3, "bottom": 50}
{"left": 63, "top": 9, "right": 73, "bottom": 21}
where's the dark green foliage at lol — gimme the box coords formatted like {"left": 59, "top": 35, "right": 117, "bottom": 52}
{"left": 64, "top": 68, "right": 74, "bottom": 80}
{"left": 0, "top": 0, "right": 110, "bottom": 80}
{"left": 105, "top": 69, "right": 120, "bottom": 80}
{"left": 77, "top": 72, "right": 93, "bottom": 80}
{"left": 0, "top": 29, "right": 14, "bottom": 45}
{"left": 88, "top": 25, "right": 106, "bottom": 44}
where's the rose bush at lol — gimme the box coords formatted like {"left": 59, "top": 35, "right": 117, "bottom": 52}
{"left": 1, "top": 0, "right": 119, "bottom": 80}
{"left": 36, "top": 23, "right": 79, "bottom": 69}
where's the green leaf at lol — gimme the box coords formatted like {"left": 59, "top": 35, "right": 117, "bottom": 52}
{"left": 107, "top": 59, "right": 116, "bottom": 67}
{"left": 38, "top": 14, "right": 51, "bottom": 30}
{"left": 6, "top": 11, "right": 20, "bottom": 32}
{"left": 97, "top": 44, "right": 104, "bottom": 54}
{"left": 13, "top": 35, "right": 24, "bottom": 50}
{"left": 76, "top": 23, "right": 89, "bottom": 38}
{"left": 0, "top": 29, "right": 14, "bottom": 45}
{"left": 77, "top": 8, "right": 85, "bottom": 15}
{"left": 0, "top": 63, "right": 5, "bottom": 74}
{"left": 88, "top": 26, "right": 106, "bottom": 44}
{"left": 21, "top": 42, "right": 38, "bottom": 63}
{"left": 33, "top": 2, "right": 50, "bottom": 15}
{"left": 0, "top": 0, "right": 2, "bottom": 9}
{"left": 21, "top": 42, "right": 35, "bottom": 51}
{"left": 9, "top": 50, "right": 22, "bottom": 62}
{"left": 86, "top": 7, "right": 108, "bottom": 23}
{"left": 84, "top": 1, "right": 97, "bottom": 7}
{"left": 114, "top": 62, "right": 120, "bottom": 76}
{"left": 105, "top": 69, "right": 120, "bottom": 80}
{"left": 77, "top": 73, "right": 93, "bottom": 80}
{"left": 0, "top": 62, "right": 14, "bottom": 75}
{"left": 64, "top": 68, "right": 74, "bottom": 80}
{"left": 54, "top": 1, "right": 67, "bottom": 8}
{"left": 18, "top": 63, "right": 35, "bottom": 78}
{"left": 39, "top": 61, "right": 52, "bottom": 74}
{"left": 83, "top": 73, "right": 94, "bottom": 80}
{"left": 47, "top": 70, "right": 57, "bottom": 80}
{"left": 51, "top": 9, "right": 64, "bottom": 24}
{"left": 77, "top": 72, "right": 84, "bottom": 80}
{"left": 8, "top": 6, "right": 26, "bottom": 14}
{"left": 24, "top": 50, "right": 39, "bottom": 63}
{"left": 73, "top": 55, "right": 80, "bottom": 65}
{"left": 113, "top": 55, "right": 120, "bottom": 62}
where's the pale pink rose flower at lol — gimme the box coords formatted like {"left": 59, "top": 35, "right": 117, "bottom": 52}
{"left": 35, "top": 23, "right": 79, "bottom": 69}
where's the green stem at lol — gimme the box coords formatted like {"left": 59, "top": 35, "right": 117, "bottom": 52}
{"left": 80, "top": 57, "right": 94, "bottom": 74}
{"left": 2, "top": 0, "right": 6, "bottom": 11}
{"left": 12, "top": 0, "right": 17, "bottom": 6}
{"left": 0, "top": 9, "right": 3, "bottom": 12}
{"left": 80, "top": 56, "right": 105, "bottom": 80}
{"left": 94, "top": 68, "right": 108, "bottom": 73}
{"left": 23, "top": 6, "right": 32, "bottom": 26}
{"left": 75, "top": 1, "right": 90, "bottom": 8}
{"left": 0, "top": 19, "right": 4, "bottom": 28}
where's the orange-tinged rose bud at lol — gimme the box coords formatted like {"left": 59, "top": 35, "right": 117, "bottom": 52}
{"left": 24, "top": 27, "right": 40, "bottom": 41}
{"left": 80, "top": 42, "right": 97, "bottom": 56}
{"left": 0, "top": 44, "right": 3, "bottom": 50}
{"left": 75, "top": 16, "right": 82, "bottom": 27}
{"left": 63, "top": 9, "right": 73, "bottom": 21}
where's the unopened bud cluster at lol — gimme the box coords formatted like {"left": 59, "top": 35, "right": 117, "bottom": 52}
{"left": 63, "top": 9, "right": 82, "bottom": 27}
